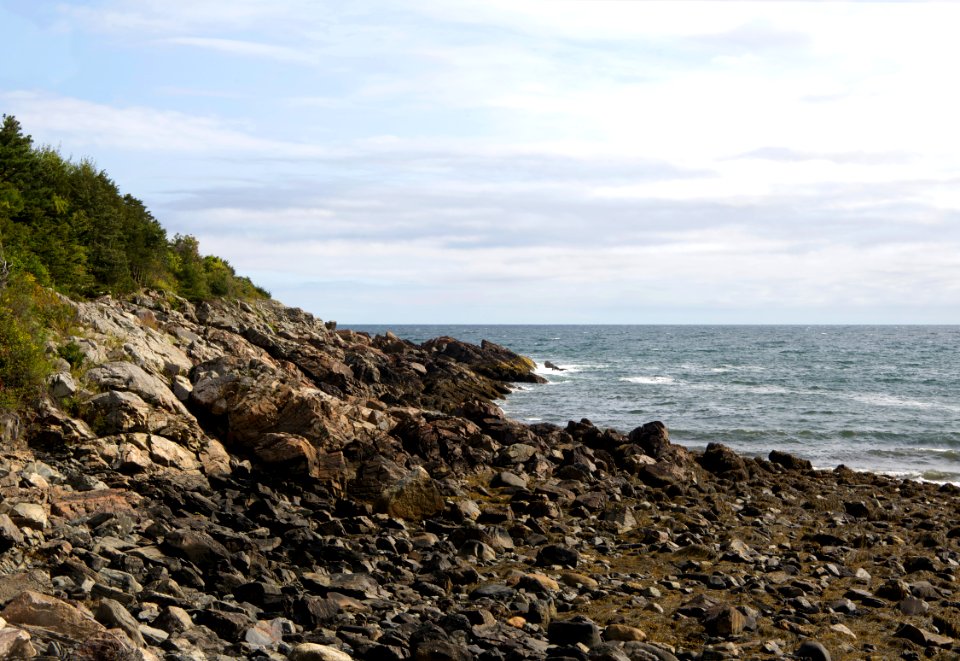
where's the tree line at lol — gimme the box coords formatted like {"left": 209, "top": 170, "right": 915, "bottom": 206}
{"left": 0, "top": 114, "right": 268, "bottom": 301}
{"left": 0, "top": 114, "right": 269, "bottom": 410}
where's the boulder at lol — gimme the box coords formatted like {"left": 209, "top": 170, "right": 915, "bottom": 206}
{"left": 769, "top": 450, "right": 813, "bottom": 471}
{"left": 699, "top": 443, "right": 748, "bottom": 479}
{"left": 1, "top": 590, "right": 106, "bottom": 639}
{"left": 376, "top": 466, "right": 444, "bottom": 520}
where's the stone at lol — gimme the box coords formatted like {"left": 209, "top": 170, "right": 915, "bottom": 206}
{"left": 95, "top": 598, "right": 145, "bottom": 647}
{"left": 795, "top": 640, "right": 831, "bottom": 661}
{"left": 536, "top": 544, "right": 579, "bottom": 568}
{"left": 560, "top": 571, "right": 599, "bottom": 590}
{"left": 0, "top": 626, "right": 37, "bottom": 658}
{"left": 84, "top": 390, "right": 154, "bottom": 434}
{"left": 162, "top": 529, "right": 231, "bottom": 567}
{"left": 703, "top": 604, "right": 746, "bottom": 637}
{"left": 85, "top": 360, "right": 188, "bottom": 413}
{"left": 244, "top": 619, "right": 284, "bottom": 651}
{"left": 288, "top": 642, "right": 355, "bottom": 661}
{"left": 604, "top": 624, "right": 647, "bottom": 642}
{"left": 0, "top": 514, "right": 24, "bottom": 551}
{"left": 1, "top": 590, "right": 106, "bottom": 639}
{"left": 50, "top": 372, "right": 78, "bottom": 398}
{"left": 11, "top": 502, "right": 47, "bottom": 530}
{"left": 548, "top": 615, "right": 601, "bottom": 648}
{"left": 515, "top": 572, "right": 559, "bottom": 593}
{"left": 172, "top": 375, "right": 193, "bottom": 401}
{"left": 376, "top": 466, "right": 444, "bottom": 520}
{"left": 413, "top": 639, "right": 473, "bottom": 661}
{"left": 251, "top": 432, "right": 320, "bottom": 476}
{"left": 153, "top": 605, "right": 193, "bottom": 634}
{"left": 139, "top": 623, "right": 169, "bottom": 645}
{"left": 769, "top": 450, "right": 812, "bottom": 471}
{"left": 50, "top": 488, "right": 142, "bottom": 519}
{"left": 193, "top": 608, "right": 252, "bottom": 642}
{"left": 117, "top": 442, "right": 153, "bottom": 473}
{"left": 894, "top": 623, "right": 954, "bottom": 647}
{"left": 491, "top": 471, "right": 527, "bottom": 489}
{"left": 828, "top": 623, "right": 856, "bottom": 640}
{"left": 899, "top": 596, "right": 929, "bottom": 615}
{"left": 699, "top": 443, "right": 748, "bottom": 478}
{"left": 148, "top": 435, "right": 200, "bottom": 470}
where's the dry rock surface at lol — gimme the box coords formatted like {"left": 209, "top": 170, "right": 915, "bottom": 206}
{"left": 0, "top": 292, "right": 958, "bottom": 659}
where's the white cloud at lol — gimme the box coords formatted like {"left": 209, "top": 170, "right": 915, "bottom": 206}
{"left": 8, "top": 0, "right": 960, "bottom": 321}
{"left": 0, "top": 91, "right": 327, "bottom": 156}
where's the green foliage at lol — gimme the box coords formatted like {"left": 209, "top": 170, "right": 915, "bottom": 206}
{"left": 0, "top": 114, "right": 268, "bottom": 303}
{"left": 57, "top": 341, "right": 86, "bottom": 370}
{"left": 0, "top": 272, "right": 58, "bottom": 410}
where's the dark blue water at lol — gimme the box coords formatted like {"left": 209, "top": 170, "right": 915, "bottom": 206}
{"left": 352, "top": 325, "right": 960, "bottom": 482}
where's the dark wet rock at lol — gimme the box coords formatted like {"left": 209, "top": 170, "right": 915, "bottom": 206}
{"left": 702, "top": 604, "right": 746, "bottom": 637}
{"left": 536, "top": 544, "right": 580, "bottom": 568}
{"left": 193, "top": 607, "right": 253, "bottom": 642}
{"left": 548, "top": 615, "right": 601, "bottom": 648}
{"left": 795, "top": 641, "right": 831, "bottom": 661}
{"left": 698, "top": 443, "right": 748, "bottom": 480}
{"left": 162, "top": 529, "right": 231, "bottom": 568}
{"left": 768, "top": 450, "right": 812, "bottom": 471}
{"left": 413, "top": 638, "right": 473, "bottom": 660}
{"left": 894, "top": 622, "right": 954, "bottom": 647}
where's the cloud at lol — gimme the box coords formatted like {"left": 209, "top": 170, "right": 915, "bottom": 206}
{"left": 8, "top": 1, "right": 960, "bottom": 321}
{"left": 159, "top": 37, "right": 316, "bottom": 65}
{"left": 0, "top": 91, "right": 327, "bottom": 156}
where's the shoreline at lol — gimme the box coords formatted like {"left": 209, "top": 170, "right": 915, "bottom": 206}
{"left": 0, "top": 295, "right": 957, "bottom": 659}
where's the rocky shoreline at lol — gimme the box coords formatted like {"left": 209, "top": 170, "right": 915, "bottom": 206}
{"left": 0, "top": 293, "right": 958, "bottom": 660}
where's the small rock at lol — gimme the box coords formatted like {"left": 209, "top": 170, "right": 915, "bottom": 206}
{"left": 795, "top": 640, "right": 831, "bottom": 661}
{"left": 604, "top": 624, "right": 646, "bottom": 642}
{"left": 828, "top": 623, "right": 856, "bottom": 640}
{"left": 0, "top": 627, "right": 36, "bottom": 658}
{"left": 376, "top": 466, "right": 445, "bottom": 521}
{"left": 548, "top": 615, "right": 601, "bottom": 648}
{"left": 1, "top": 590, "right": 105, "bottom": 639}
{"left": 899, "top": 596, "right": 929, "bottom": 615}
{"left": 288, "top": 642, "right": 354, "bottom": 661}
{"left": 491, "top": 471, "right": 527, "bottom": 489}
{"left": 703, "top": 604, "right": 746, "bottom": 637}
{"left": 894, "top": 623, "right": 954, "bottom": 648}
{"left": 95, "top": 598, "right": 145, "bottom": 647}
{"left": 11, "top": 503, "right": 47, "bottom": 530}
{"left": 536, "top": 544, "right": 579, "bottom": 568}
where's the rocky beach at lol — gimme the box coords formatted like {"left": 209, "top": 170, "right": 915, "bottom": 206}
{"left": 0, "top": 292, "right": 958, "bottom": 660}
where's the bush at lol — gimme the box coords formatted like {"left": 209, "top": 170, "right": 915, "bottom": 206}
{"left": 0, "top": 272, "right": 73, "bottom": 410}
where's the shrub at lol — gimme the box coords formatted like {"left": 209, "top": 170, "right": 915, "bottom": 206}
{"left": 0, "top": 272, "right": 73, "bottom": 410}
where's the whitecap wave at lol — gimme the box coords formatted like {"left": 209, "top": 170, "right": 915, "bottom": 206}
{"left": 846, "top": 392, "right": 960, "bottom": 413}
{"left": 620, "top": 376, "right": 676, "bottom": 385}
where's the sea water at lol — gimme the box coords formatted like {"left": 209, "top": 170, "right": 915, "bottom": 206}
{"left": 351, "top": 325, "right": 960, "bottom": 483}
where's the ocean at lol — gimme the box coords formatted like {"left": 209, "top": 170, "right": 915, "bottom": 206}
{"left": 352, "top": 325, "right": 960, "bottom": 483}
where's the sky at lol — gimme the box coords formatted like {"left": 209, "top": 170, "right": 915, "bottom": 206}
{"left": 2, "top": 1, "right": 960, "bottom": 324}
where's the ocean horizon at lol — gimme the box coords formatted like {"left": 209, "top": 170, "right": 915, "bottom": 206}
{"left": 352, "top": 324, "right": 960, "bottom": 483}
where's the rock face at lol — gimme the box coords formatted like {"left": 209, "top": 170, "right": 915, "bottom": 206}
{"left": 0, "top": 291, "right": 957, "bottom": 659}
